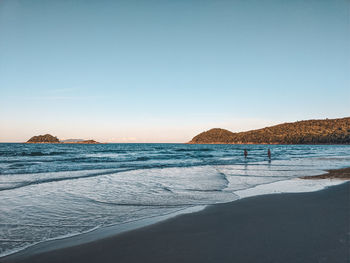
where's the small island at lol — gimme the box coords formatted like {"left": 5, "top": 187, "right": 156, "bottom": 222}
{"left": 27, "top": 134, "right": 60, "bottom": 143}
{"left": 26, "top": 134, "right": 100, "bottom": 144}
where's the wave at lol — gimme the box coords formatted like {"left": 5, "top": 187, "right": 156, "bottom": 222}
{"left": 8, "top": 163, "right": 38, "bottom": 168}
{"left": 0, "top": 151, "right": 68, "bottom": 157}
{"left": 195, "top": 154, "right": 214, "bottom": 158}
{"left": 0, "top": 169, "right": 129, "bottom": 191}
{"left": 183, "top": 188, "right": 224, "bottom": 192}
{"left": 2, "top": 154, "right": 185, "bottom": 165}
{"left": 0, "top": 223, "right": 96, "bottom": 228}
{"left": 0, "top": 161, "right": 199, "bottom": 175}
{"left": 85, "top": 197, "right": 202, "bottom": 207}
{"left": 22, "top": 152, "right": 68, "bottom": 157}
{"left": 92, "top": 149, "right": 127, "bottom": 154}
{"left": 312, "top": 157, "right": 350, "bottom": 161}
{"left": 136, "top": 156, "right": 150, "bottom": 161}
{"left": 1, "top": 164, "right": 211, "bottom": 191}
{"left": 0, "top": 239, "right": 35, "bottom": 243}
{"left": 174, "top": 148, "right": 213, "bottom": 152}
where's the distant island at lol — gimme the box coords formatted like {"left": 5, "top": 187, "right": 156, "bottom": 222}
{"left": 26, "top": 134, "right": 100, "bottom": 144}
{"left": 60, "top": 139, "right": 85, "bottom": 143}
{"left": 27, "top": 134, "right": 60, "bottom": 143}
{"left": 63, "top": 140, "right": 100, "bottom": 144}
{"left": 189, "top": 117, "right": 350, "bottom": 144}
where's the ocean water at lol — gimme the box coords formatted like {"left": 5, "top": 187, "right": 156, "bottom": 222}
{"left": 0, "top": 143, "right": 350, "bottom": 256}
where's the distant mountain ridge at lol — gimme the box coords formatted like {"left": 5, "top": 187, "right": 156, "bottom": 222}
{"left": 60, "top": 139, "right": 84, "bottom": 143}
{"left": 63, "top": 140, "right": 99, "bottom": 144}
{"left": 189, "top": 117, "right": 350, "bottom": 144}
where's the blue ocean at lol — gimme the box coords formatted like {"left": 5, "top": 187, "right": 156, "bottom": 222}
{"left": 1, "top": 143, "right": 350, "bottom": 256}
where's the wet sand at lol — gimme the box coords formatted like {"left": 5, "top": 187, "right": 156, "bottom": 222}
{"left": 2, "top": 181, "right": 349, "bottom": 263}
{"left": 301, "top": 167, "right": 350, "bottom": 179}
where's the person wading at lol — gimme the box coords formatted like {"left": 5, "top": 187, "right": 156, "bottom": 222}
{"left": 268, "top": 148, "right": 271, "bottom": 159}
{"left": 244, "top": 149, "right": 248, "bottom": 158}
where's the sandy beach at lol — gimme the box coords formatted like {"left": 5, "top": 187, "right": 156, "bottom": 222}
{"left": 2, "top": 180, "right": 349, "bottom": 263}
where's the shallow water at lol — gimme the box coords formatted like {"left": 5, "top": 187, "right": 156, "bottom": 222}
{"left": 0, "top": 143, "right": 349, "bottom": 256}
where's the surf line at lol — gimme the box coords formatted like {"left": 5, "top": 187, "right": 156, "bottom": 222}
{"left": 187, "top": 151, "right": 234, "bottom": 196}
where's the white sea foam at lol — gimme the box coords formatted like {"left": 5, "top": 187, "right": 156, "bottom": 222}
{"left": 235, "top": 178, "right": 347, "bottom": 199}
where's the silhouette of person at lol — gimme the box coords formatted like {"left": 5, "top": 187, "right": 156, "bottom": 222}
{"left": 244, "top": 149, "right": 248, "bottom": 158}
{"left": 267, "top": 148, "right": 271, "bottom": 159}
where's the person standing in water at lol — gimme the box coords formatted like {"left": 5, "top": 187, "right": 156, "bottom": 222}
{"left": 267, "top": 148, "right": 271, "bottom": 159}
{"left": 244, "top": 149, "right": 248, "bottom": 158}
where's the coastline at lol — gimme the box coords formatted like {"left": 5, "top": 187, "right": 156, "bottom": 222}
{"left": 0, "top": 205, "right": 206, "bottom": 259}
{"left": 2, "top": 178, "right": 349, "bottom": 263}
{"left": 301, "top": 167, "right": 350, "bottom": 179}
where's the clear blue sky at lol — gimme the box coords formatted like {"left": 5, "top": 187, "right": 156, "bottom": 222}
{"left": 1, "top": 0, "right": 349, "bottom": 142}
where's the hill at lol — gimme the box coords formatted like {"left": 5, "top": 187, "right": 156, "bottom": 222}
{"left": 27, "top": 134, "right": 60, "bottom": 143}
{"left": 189, "top": 117, "right": 350, "bottom": 144}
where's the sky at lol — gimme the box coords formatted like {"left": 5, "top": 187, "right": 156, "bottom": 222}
{"left": 0, "top": 0, "right": 349, "bottom": 143}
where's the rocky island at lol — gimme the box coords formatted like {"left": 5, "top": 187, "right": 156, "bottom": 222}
{"left": 26, "top": 134, "right": 60, "bottom": 143}
{"left": 26, "top": 134, "right": 100, "bottom": 144}
{"left": 189, "top": 117, "right": 350, "bottom": 144}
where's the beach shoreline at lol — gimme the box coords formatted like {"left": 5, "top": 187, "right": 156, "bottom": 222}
{"left": 301, "top": 167, "right": 350, "bottom": 180}
{"left": 2, "top": 178, "right": 349, "bottom": 263}
{"left": 0, "top": 168, "right": 346, "bottom": 260}
{"left": 0, "top": 205, "right": 207, "bottom": 259}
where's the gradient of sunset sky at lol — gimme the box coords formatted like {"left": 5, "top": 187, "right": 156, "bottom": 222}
{"left": 1, "top": 0, "right": 349, "bottom": 142}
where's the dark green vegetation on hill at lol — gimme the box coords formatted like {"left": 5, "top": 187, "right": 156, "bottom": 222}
{"left": 27, "top": 134, "right": 60, "bottom": 143}
{"left": 189, "top": 117, "right": 350, "bottom": 144}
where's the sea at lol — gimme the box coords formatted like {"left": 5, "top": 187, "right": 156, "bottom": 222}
{"left": 0, "top": 143, "right": 350, "bottom": 257}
